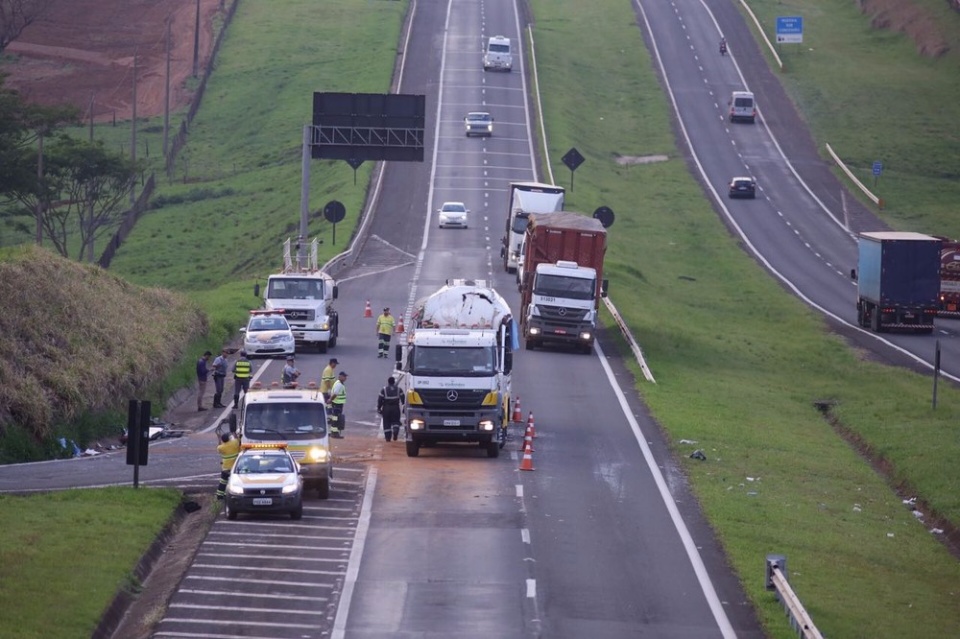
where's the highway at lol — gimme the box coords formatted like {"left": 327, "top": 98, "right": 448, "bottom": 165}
{"left": 9, "top": 0, "right": 949, "bottom": 637}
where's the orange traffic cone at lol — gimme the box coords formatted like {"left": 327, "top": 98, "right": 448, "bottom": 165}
{"left": 527, "top": 411, "right": 536, "bottom": 438}
{"left": 396, "top": 315, "right": 405, "bottom": 334}
{"left": 512, "top": 396, "right": 522, "bottom": 423}
{"left": 519, "top": 441, "right": 535, "bottom": 471}
{"left": 364, "top": 300, "right": 373, "bottom": 318}
{"left": 522, "top": 426, "right": 534, "bottom": 452}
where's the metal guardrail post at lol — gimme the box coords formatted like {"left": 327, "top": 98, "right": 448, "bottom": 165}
{"left": 765, "top": 554, "right": 825, "bottom": 639}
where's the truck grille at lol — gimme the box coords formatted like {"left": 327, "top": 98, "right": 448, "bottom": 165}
{"left": 418, "top": 389, "right": 487, "bottom": 409}
{"left": 284, "top": 309, "right": 314, "bottom": 322}
{"left": 538, "top": 305, "right": 588, "bottom": 327}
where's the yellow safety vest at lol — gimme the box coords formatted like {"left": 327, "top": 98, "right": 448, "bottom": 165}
{"left": 332, "top": 381, "right": 347, "bottom": 405}
{"left": 218, "top": 438, "right": 241, "bottom": 471}
{"left": 376, "top": 314, "right": 396, "bottom": 334}
{"left": 234, "top": 360, "right": 252, "bottom": 379}
{"left": 320, "top": 365, "right": 336, "bottom": 393}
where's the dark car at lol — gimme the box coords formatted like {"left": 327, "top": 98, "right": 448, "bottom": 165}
{"left": 728, "top": 176, "right": 757, "bottom": 199}
{"left": 464, "top": 112, "right": 494, "bottom": 137}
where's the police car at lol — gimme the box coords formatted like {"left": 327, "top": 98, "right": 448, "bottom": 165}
{"left": 225, "top": 444, "right": 303, "bottom": 520}
{"left": 241, "top": 309, "right": 296, "bottom": 358}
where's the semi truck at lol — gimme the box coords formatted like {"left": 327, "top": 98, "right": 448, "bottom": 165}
{"left": 396, "top": 279, "right": 517, "bottom": 458}
{"left": 519, "top": 212, "right": 607, "bottom": 353}
{"left": 261, "top": 238, "right": 339, "bottom": 353}
{"left": 855, "top": 231, "right": 940, "bottom": 333}
{"left": 227, "top": 384, "right": 333, "bottom": 499}
{"left": 501, "top": 182, "right": 565, "bottom": 274}
{"left": 936, "top": 237, "right": 960, "bottom": 318}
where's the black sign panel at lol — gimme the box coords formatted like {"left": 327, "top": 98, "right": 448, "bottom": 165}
{"left": 593, "top": 206, "right": 615, "bottom": 228}
{"left": 562, "top": 147, "right": 585, "bottom": 171}
{"left": 324, "top": 200, "right": 346, "bottom": 224}
{"left": 312, "top": 92, "right": 426, "bottom": 162}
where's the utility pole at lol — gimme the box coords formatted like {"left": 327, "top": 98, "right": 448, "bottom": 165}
{"left": 193, "top": 0, "right": 200, "bottom": 77}
{"left": 163, "top": 16, "right": 171, "bottom": 157}
{"left": 131, "top": 51, "right": 138, "bottom": 206}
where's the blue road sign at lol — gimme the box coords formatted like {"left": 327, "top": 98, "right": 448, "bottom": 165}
{"left": 872, "top": 161, "right": 883, "bottom": 177}
{"left": 776, "top": 16, "right": 804, "bottom": 44}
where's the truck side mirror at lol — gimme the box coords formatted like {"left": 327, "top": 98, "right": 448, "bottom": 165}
{"left": 503, "top": 351, "right": 513, "bottom": 374}
{"left": 254, "top": 282, "right": 261, "bottom": 298}
{"left": 394, "top": 343, "right": 403, "bottom": 363}
{"left": 332, "top": 285, "right": 339, "bottom": 300}
{"left": 601, "top": 279, "right": 609, "bottom": 297}
{"left": 850, "top": 269, "right": 857, "bottom": 281}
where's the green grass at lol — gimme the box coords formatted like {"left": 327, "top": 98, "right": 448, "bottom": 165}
{"left": 530, "top": 0, "right": 960, "bottom": 636}
{"left": 742, "top": 0, "right": 960, "bottom": 229}
{"left": 0, "top": 488, "right": 182, "bottom": 639}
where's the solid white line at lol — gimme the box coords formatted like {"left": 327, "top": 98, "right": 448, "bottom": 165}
{"left": 330, "top": 466, "right": 378, "bottom": 638}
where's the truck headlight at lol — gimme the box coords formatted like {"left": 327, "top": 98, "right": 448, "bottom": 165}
{"left": 479, "top": 420, "right": 495, "bottom": 432}
{"left": 579, "top": 331, "right": 592, "bottom": 341}
{"left": 307, "top": 447, "right": 328, "bottom": 462}
{"left": 409, "top": 419, "right": 425, "bottom": 431}
{"left": 529, "top": 327, "right": 541, "bottom": 336}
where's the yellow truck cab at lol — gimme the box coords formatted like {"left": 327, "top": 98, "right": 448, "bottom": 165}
{"left": 229, "top": 383, "right": 333, "bottom": 498}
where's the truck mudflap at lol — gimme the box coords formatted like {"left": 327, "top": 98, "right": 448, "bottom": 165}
{"left": 858, "top": 299, "right": 937, "bottom": 333}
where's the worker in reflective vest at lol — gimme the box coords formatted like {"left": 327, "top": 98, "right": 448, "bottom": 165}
{"left": 320, "top": 357, "right": 339, "bottom": 402}
{"left": 375, "top": 308, "right": 396, "bottom": 358}
{"left": 328, "top": 371, "right": 348, "bottom": 437}
{"left": 232, "top": 350, "right": 252, "bottom": 409}
{"left": 216, "top": 432, "right": 241, "bottom": 500}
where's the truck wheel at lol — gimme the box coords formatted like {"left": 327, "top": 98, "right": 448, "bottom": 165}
{"left": 317, "top": 479, "right": 330, "bottom": 500}
{"left": 318, "top": 341, "right": 328, "bottom": 354}
{"left": 406, "top": 441, "right": 420, "bottom": 457}
{"left": 870, "top": 306, "right": 882, "bottom": 332}
{"left": 290, "top": 503, "right": 303, "bottom": 520}
{"left": 525, "top": 339, "right": 535, "bottom": 351}
{"left": 328, "top": 333, "right": 337, "bottom": 348}
{"left": 486, "top": 440, "right": 500, "bottom": 458}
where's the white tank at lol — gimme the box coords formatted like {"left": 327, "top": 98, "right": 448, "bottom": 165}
{"left": 413, "top": 279, "right": 512, "bottom": 329}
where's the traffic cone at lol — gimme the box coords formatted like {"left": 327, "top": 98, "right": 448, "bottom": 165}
{"left": 519, "top": 441, "right": 535, "bottom": 471}
{"left": 522, "top": 426, "right": 534, "bottom": 452}
{"left": 512, "top": 396, "right": 522, "bottom": 423}
{"left": 364, "top": 300, "right": 372, "bottom": 318}
{"left": 396, "top": 315, "right": 405, "bottom": 334}
{"left": 527, "top": 411, "right": 536, "bottom": 438}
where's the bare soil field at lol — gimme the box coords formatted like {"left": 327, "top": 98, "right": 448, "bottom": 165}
{"left": 2, "top": 0, "right": 224, "bottom": 122}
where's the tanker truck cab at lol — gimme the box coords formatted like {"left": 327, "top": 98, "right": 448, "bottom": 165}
{"left": 231, "top": 385, "right": 333, "bottom": 499}
{"left": 398, "top": 280, "right": 517, "bottom": 459}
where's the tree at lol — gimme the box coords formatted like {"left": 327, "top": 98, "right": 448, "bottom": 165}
{"left": 9, "top": 137, "right": 140, "bottom": 260}
{"left": 0, "top": 0, "right": 53, "bottom": 53}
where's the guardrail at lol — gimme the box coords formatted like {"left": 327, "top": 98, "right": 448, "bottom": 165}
{"left": 825, "top": 143, "right": 884, "bottom": 209}
{"left": 766, "top": 554, "right": 825, "bottom": 639}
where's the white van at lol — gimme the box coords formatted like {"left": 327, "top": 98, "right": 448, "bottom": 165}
{"left": 729, "top": 91, "right": 756, "bottom": 123}
{"left": 483, "top": 36, "right": 512, "bottom": 72}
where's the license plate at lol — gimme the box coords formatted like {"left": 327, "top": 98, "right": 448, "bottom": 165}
{"left": 443, "top": 419, "right": 461, "bottom": 426}
{"left": 554, "top": 329, "right": 567, "bottom": 334}
{"left": 252, "top": 497, "right": 272, "bottom": 506}
{"left": 904, "top": 313, "right": 915, "bottom": 319}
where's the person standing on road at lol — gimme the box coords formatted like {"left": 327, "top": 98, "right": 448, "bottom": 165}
{"left": 375, "top": 307, "right": 396, "bottom": 358}
{"left": 232, "top": 350, "right": 252, "bottom": 409}
{"left": 320, "top": 357, "right": 339, "bottom": 402}
{"left": 216, "top": 431, "right": 242, "bottom": 500}
{"left": 377, "top": 376, "right": 404, "bottom": 442}
{"left": 196, "top": 351, "right": 212, "bottom": 412}
{"left": 328, "top": 371, "right": 348, "bottom": 437}
{"left": 211, "top": 349, "right": 229, "bottom": 408}
{"left": 282, "top": 355, "right": 301, "bottom": 388}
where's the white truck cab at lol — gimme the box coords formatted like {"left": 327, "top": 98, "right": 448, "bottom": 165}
{"left": 262, "top": 238, "right": 339, "bottom": 353}
{"left": 483, "top": 35, "right": 512, "bottom": 72}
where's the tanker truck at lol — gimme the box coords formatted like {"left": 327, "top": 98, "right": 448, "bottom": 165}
{"left": 395, "top": 280, "right": 517, "bottom": 458}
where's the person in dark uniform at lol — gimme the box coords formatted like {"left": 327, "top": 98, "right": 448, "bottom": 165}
{"left": 377, "top": 376, "right": 404, "bottom": 442}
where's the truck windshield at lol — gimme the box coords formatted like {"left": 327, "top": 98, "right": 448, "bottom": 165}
{"left": 511, "top": 213, "right": 529, "bottom": 235}
{"left": 244, "top": 404, "right": 327, "bottom": 439}
{"left": 267, "top": 278, "right": 324, "bottom": 300}
{"left": 410, "top": 346, "right": 496, "bottom": 376}
{"left": 534, "top": 274, "right": 595, "bottom": 300}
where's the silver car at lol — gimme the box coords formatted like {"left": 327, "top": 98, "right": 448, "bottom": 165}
{"left": 241, "top": 311, "right": 296, "bottom": 358}
{"left": 464, "top": 112, "right": 494, "bottom": 137}
{"left": 438, "top": 201, "right": 469, "bottom": 229}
